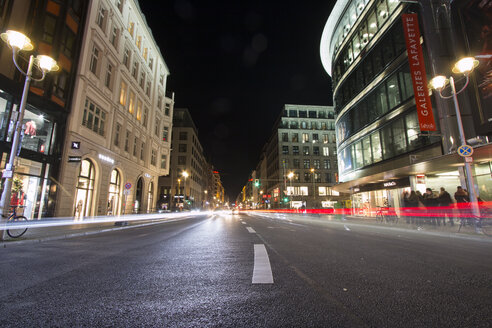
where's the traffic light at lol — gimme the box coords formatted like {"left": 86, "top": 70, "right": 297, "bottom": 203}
{"left": 283, "top": 197, "right": 289, "bottom": 203}
{"left": 254, "top": 179, "right": 260, "bottom": 187}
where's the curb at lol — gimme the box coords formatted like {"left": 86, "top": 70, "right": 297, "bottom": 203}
{"left": 1, "top": 217, "right": 188, "bottom": 248}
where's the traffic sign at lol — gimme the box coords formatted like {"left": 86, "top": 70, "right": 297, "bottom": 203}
{"left": 465, "top": 156, "right": 473, "bottom": 163}
{"left": 125, "top": 182, "right": 132, "bottom": 189}
{"left": 457, "top": 145, "right": 473, "bottom": 157}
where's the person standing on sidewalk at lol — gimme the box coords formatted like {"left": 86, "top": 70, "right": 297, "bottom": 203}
{"left": 437, "top": 187, "right": 453, "bottom": 226}
{"left": 423, "top": 188, "right": 439, "bottom": 225}
{"left": 454, "top": 186, "right": 470, "bottom": 225}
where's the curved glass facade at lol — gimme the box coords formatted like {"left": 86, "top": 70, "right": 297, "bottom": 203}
{"left": 325, "top": 0, "right": 441, "bottom": 178}
{"left": 331, "top": 0, "right": 401, "bottom": 86}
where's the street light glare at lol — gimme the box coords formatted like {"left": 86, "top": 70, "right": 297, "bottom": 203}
{"left": 1, "top": 30, "right": 33, "bottom": 51}
{"left": 429, "top": 75, "right": 447, "bottom": 90}
{"left": 452, "top": 57, "right": 479, "bottom": 74}
{"left": 182, "top": 171, "right": 189, "bottom": 178}
{"left": 36, "top": 55, "right": 59, "bottom": 72}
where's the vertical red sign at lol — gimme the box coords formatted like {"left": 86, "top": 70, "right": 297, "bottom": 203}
{"left": 401, "top": 14, "right": 436, "bottom": 131}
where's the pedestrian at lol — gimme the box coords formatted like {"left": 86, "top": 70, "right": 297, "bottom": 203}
{"left": 406, "top": 190, "right": 420, "bottom": 225}
{"left": 423, "top": 188, "right": 438, "bottom": 225}
{"left": 454, "top": 186, "right": 470, "bottom": 225}
{"left": 437, "top": 187, "right": 453, "bottom": 226}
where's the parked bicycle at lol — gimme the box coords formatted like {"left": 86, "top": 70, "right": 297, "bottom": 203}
{"left": 376, "top": 206, "right": 398, "bottom": 224}
{"left": 4, "top": 206, "right": 28, "bottom": 238}
{"left": 458, "top": 215, "right": 490, "bottom": 236}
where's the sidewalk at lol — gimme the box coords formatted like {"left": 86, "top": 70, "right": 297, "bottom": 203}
{"left": 1, "top": 215, "right": 190, "bottom": 247}
{"left": 327, "top": 214, "right": 491, "bottom": 236}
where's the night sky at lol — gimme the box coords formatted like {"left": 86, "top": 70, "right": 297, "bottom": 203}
{"left": 139, "top": 0, "right": 336, "bottom": 199}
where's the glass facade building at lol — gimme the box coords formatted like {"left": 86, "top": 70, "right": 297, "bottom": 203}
{"left": 321, "top": 0, "right": 492, "bottom": 215}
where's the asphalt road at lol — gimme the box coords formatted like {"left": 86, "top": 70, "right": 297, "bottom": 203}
{"left": 0, "top": 212, "right": 491, "bottom": 327}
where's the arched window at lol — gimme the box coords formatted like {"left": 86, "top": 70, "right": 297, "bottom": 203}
{"left": 134, "top": 177, "right": 143, "bottom": 213}
{"left": 147, "top": 181, "right": 154, "bottom": 213}
{"left": 74, "top": 159, "right": 95, "bottom": 218}
{"left": 108, "top": 169, "right": 121, "bottom": 215}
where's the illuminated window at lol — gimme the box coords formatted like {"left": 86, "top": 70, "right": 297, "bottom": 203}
{"left": 128, "top": 90, "right": 135, "bottom": 114}
{"left": 136, "top": 99, "right": 142, "bottom": 120}
{"left": 128, "top": 22, "right": 134, "bottom": 36}
{"left": 119, "top": 80, "right": 127, "bottom": 106}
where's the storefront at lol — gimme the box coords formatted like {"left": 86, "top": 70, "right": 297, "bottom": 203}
{"left": 0, "top": 90, "right": 63, "bottom": 219}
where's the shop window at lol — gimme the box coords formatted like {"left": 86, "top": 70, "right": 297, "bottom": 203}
{"left": 82, "top": 98, "right": 106, "bottom": 136}
{"left": 74, "top": 159, "right": 95, "bottom": 218}
{"left": 107, "top": 169, "right": 121, "bottom": 215}
{"left": 147, "top": 182, "right": 154, "bottom": 213}
{"left": 17, "top": 106, "right": 54, "bottom": 154}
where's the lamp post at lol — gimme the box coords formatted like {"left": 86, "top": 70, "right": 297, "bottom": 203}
{"left": 287, "top": 172, "right": 294, "bottom": 209}
{"left": 182, "top": 170, "right": 189, "bottom": 208}
{"left": 429, "top": 57, "right": 480, "bottom": 218}
{"left": 0, "top": 30, "right": 58, "bottom": 232}
{"left": 310, "top": 168, "right": 316, "bottom": 209}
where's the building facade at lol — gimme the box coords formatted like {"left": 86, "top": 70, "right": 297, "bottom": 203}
{"left": 56, "top": 0, "right": 174, "bottom": 217}
{"left": 158, "top": 108, "right": 207, "bottom": 211}
{"left": 253, "top": 104, "right": 340, "bottom": 209}
{"left": 320, "top": 0, "right": 492, "bottom": 215}
{"left": 0, "top": 0, "right": 88, "bottom": 219}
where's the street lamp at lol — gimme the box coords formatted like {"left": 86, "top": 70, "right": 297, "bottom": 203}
{"left": 0, "top": 30, "right": 58, "bottom": 223}
{"left": 287, "top": 172, "right": 294, "bottom": 208}
{"left": 181, "top": 171, "right": 189, "bottom": 208}
{"left": 429, "top": 57, "right": 480, "bottom": 218}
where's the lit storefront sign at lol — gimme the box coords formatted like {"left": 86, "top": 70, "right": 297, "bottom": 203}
{"left": 352, "top": 177, "right": 410, "bottom": 193}
{"left": 98, "top": 154, "right": 114, "bottom": 164}
{"left": 401, "top": 13, "right": 436, "bottom": 131}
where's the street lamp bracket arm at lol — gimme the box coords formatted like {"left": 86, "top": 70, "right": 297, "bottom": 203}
{"left": 437, "top": 75, "right": 470, "bottom": 99}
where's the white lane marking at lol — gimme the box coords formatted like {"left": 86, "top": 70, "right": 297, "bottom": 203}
{"left": 344, "top": 225, "right": 351, "bottom": 231}
{"left": 247, "top": 227, "right": 256, "bottom": 233}
{"left": 252, "top": 244, "right": 273, "bottom": 284}
{"left": 241, "top": 222, "right": 247, "bottom": 225}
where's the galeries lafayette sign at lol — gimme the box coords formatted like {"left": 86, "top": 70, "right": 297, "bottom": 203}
{"left": 401, "top": 13, "right": 436, "bottom": 131}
